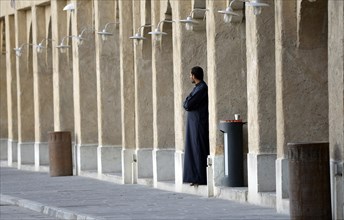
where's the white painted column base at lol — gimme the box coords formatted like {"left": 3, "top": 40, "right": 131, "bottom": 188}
{"left": 174, "top": 151, "right": 184, "bottom": 192}
{"left": 34, "top": 142, "right": 49, "bottom": 170}
{"left": 247, "top": 153, "right": 276, "bottom": 208}
{"left": 77, "top": 144, "right": 98, "bottom": 174}
{"left": 97, "top": 145, "right": 122, "bottom": 174}
{"left": 17, "top": 142, "right": 35, "bottom": 169}
{"left": 0, "top": 139, "right": 8, "bottom": 160}
{"left": 7, "top": 139, "right": 17, "bottom": 166}
{"left": 212, "top": 155, "right": 226, "bottom": 186}
{"left": 136, "top": 148, "right": 153, "bottom": 179}
{"left": 276, "top": 157, "right": 290, "bottom": 214}
{"left": 153, "top": 148, "right": 175, "bottom": 188}
{"left": 122, "top": 148, "right": 135, "bottom": 184}
{"left": 207, "top": 155, "right": 214, "bottom": 197}
{"left": 330, "top": 160, "right": 344, "bottom": 220}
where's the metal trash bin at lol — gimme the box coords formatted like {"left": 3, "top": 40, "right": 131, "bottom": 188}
{"left": 219, "top": 120, "right": 246, "bottom": 187}
{"left": 48, "top": 131, "right": 73, "bottom": 177}
{"left": 288, "top": 142, "right": 331, "bottom": 220}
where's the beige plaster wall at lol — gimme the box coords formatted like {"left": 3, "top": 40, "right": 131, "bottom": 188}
{"left": 0, "top": 0, "right": 49, "bottom": 17}
{"left": 51, "top": 0, "right": 74, "bottom": 134}
{"left": 246, "top": 0, "right": 276, "bottom": 154}
{"left": 0, "top": 20, "right": 8, "bottom": 139}
{"left": 72, "top": 0, "right": 97, "bottom": 145}
{"left": 275, "top": 0, "right": 328, "bottom": 157}
{"left": 32, "top": 5, "right": 53, "bottom": 142}
{"left": 133, "top": 0, "right": 153, "bottom": 149}
{"left": 171, "top": 1, "right": 208, "bottom": 152}
{"left": 151, "top": 1, "right": 175, "bottom": 149}
{"left": 207, "top": 0, "right": 247, "bottom": 155}
{"left": 15, "top": 10, "right": 35, "bottom": 142}
{"left": 5, "top": 15, "right": 17, "bottom": 141}
{"left": 95, "top": 0, "right": 121, "bottom": 146}
{"left": 119, "top": 0, "right": 135, "bottom": 149}
{"left": 328, "top": 0, "right": 344, "bottom": 161}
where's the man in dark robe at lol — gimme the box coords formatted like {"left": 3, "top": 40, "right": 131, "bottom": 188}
{"left": 183, "top": 66, "right": 210, "bottom": 186}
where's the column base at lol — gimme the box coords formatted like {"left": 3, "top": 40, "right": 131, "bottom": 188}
{"left": 247, "top": 153, "right": 276, "bottom": 207}
{"left": 174, "top": 151, "right": 184, "bottom": 192}
{"left": 7, "top": 139, "right": 17, "bottom": 166}
{"left": 77, "top": 144, "right": 98, "bottom": 174}
{"left": 0, "top": 139, "right": 8, "bottom": 160}
{"left": 330, "top": 160, "right": 344, "bottom": 220}
{"left": 97, "top": 145, "right": 122, "bottom": 174}
{"left": 34, "top": 142, "right": 49, "bottom": 169}
{"left": 276, "top": 157, "right": 290, "bottom": 214}
{"left": 18, "top": 142, "right": 35, "bottom": 168}
{"left": 153, "top": 148, "right": 175, "bottom": 187}
{"left": 212, "top": 155, "right": 226, "bottom": 186}
{"left": 136, "top": 148, "right": 153, "bottom": 178}
{"left": 122, "top": 148, "right": 135, "bottom": 184}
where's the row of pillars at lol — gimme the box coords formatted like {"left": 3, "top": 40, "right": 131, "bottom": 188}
{"left": 0, "top": 0, "right": 343, "bottom": 218}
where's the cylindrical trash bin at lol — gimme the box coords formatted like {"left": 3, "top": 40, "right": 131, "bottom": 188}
{"left": 48, "top": 131, "right": 73, "bottom": 177}
{"left": 288, "top": 142, "right": 331, "bottom": 220}
{"left": 219, "top": 121, "right": 245, "bottom": 187}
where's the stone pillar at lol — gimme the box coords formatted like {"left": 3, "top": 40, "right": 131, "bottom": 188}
{"left": 170, "top": 1, "right": 209, "bottom": 191}
{"left": 246, "top": 0, "right": 276, "bottom": 207}
{"left": 0, "top": 19, "right": 8, "bottom": 161}
{"left": 118, "top": 0, "right": 135, "bottom": 184}
{"left": 32, "top": 5, "right": 54, "bottom": 170}
{"left": 328, "top": 0, "right": 344, "bottom": 219}
{"left": 51, "top": 0, "right": 74, "bottom": 172}
{"left": 15, "top": 10, "right": 35, "bottom": 168}
{"left": 132, "top": 0, "right": 154, "bottom": 182}
{"left": 275, "top": 0, "right": 328, "bottom": 213}
{"left": 206, "top": 0, "right": 247, "bottom": 188}
{"left": 5, "top": 15, "right": 17, "bottom": 166}
{"left": 94, "top": 0, "right": 122, "bottom": 176}
{"left": 71, "top": 0, "right": 98, "bottom": 174}
{"left": 151, "top": 1, "right": 175, "bottom": 187}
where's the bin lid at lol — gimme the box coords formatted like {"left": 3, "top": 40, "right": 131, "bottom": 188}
{"left": 218, "top": 120, "right": 246, "bottom": 133}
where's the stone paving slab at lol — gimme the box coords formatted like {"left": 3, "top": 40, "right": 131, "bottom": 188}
{"left": 0, "top": 166, "right": 289, "bottom": 220}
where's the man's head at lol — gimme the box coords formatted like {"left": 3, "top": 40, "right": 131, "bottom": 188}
{"left": 190, "top": 66, "right": 204, "bottom": 84}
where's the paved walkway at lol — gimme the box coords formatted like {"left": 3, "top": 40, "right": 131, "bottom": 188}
{"left": 0, "top": 166, "right": 289, "bottom": 220}
{"left": 1, "top": 200, "right": 57, "bottom": 220}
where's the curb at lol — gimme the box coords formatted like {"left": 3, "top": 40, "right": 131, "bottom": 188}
{"left": 0, "top": 194, "right": 104, "bottom": 220}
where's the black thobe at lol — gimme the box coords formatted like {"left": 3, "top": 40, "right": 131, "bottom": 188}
{"left": 183, "top": 80, "right": 210, "bottom": 185}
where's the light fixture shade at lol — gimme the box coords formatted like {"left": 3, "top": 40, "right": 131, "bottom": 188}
{"left": 13, "top": 48, "right": 22, "bottom": 57}
{"left": 246, "top": 1, "right": 269, "bottom": 15}
{"left": 56, "top": 44, "right": 71, "bottom": 53}
{"left": 97, "top": 29, "right": 113, "bottom": 41}
{"left": 63, "top": 3, "right": 75, "bottom": 11}
{"left": 129, "top": 33, "right": 146, "bottom": 41}
{"left": 179, "top": 16, "right": 199, "bottom": 31}
{"left": 218, "top": 7, "right": 240, "bottom": 23}
{"left": 148, "top": 28, "right": 167, "bottom": 42}
{"left": 36, "top": 44, "right": 44, "bottom": 53}
{"left": 77, "top": 36, "right": 87, "bottom": 46}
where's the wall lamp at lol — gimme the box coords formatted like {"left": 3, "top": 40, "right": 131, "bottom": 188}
{"left": 97, "top": 22, "right": 119, "bottom": 41}
{"left": 76, "top": 27, "right": 95, "bottom": 46}
{"left": 179, "top": 8, "right": 209, "bottom": 31}
{"left": 129, "top": 24, "right": 152, "bottom": 45}
{"left": 56, "top": 35, "right": 73, "bottom": 53}
{"left": 56, "top": 27, "right": 94, "bottom": 53}
{"left": 36, "top": 38, "right": 54, "bottom": 53}
{"left": 148, "top": 20, "right": 174, "bottom": 42}
{"left": 13, "top": 43, "right": 33, "bottom": 57}
{"left": 246, "top": 0, "right": 269, "bottom": 15}
{"left": 63, "top": 3, "right": 75, "bottom": 12}
{"left": 218, "top": 0, "right": 240, "bottom": 23}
